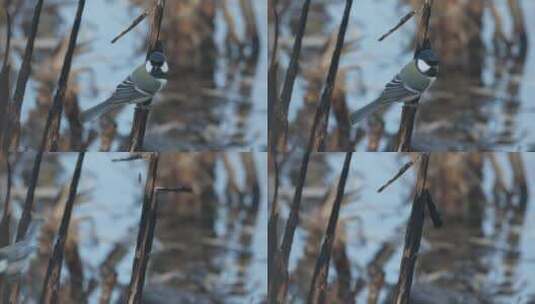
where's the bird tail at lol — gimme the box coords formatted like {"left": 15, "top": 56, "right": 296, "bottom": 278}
{"left": 80, "top": 99, "right": 121, "bottom": 122}
{"left": 349, "top": 99, "right": 385, "bottom": 125}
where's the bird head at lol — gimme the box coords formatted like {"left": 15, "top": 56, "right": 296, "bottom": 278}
{"left": 415, "top": 48, "right": 439, "bottom": 77}
{"left": 145, "top": 49, "right": 169, "bottom": 79}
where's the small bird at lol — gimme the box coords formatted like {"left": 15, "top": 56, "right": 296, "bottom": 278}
{"left": 0, "top": 222, "right": 40, "bottom": 278}
{"left": 350, "top": 48, "right": 439, "bottom": 125}
{"left": 81, "top": 49, "right": 169, "bottom": 122}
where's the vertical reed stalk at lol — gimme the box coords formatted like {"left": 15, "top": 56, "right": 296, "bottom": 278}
{"left": 270, "top": 2, "right": 355, "bottom": 302}
{"left": 307, "top": 152, "right": 352, "bottom": 304}
{"left": 0, "top": 4, "right": 11, "bottom": 145}
{"left": 314, "top": 0, "right": 354, "bottom": 151}
{"left": 40, "top": 152, "right": 85, "bottom": 304}
{"left": 392, "top": 153, "right": 430, "bottom": 304}
{"left": 46, "top": 0, "right": 86, "bottom": 151}
{"left": 270, "top": 0, "right": 311, "bottom": 151}
{"left": 1, "top": 0, "right": 44, "bottom": 152}
{"left": 395, "top": 0, "right": 434, "bottom": 152}
{"left": 126, "top": 153, "right": 159, "bottom": 303}
{"left": 127, "top": 0, "right": 165, "bottom": 152}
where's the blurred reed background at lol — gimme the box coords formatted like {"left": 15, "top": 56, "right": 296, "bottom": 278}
{"left": 269, "top": 0, "right": 533, "bottom": 151}
{"left": 0, "top": 152, "right": 267, "bottom": 303}
{"left": 269, "top": 152, "right": 534, "bottom": 303}
{"left": 0, "top": 0, "right": 267, "bottom": 151}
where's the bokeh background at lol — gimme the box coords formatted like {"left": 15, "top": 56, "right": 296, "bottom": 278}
{"left": 0, "top": 152, "right": 267, "bottom": 303}
{"left": 0, "top": 0, "right": 267, "bottom": 151}
{"left": 269, "top": 0, "right": 535, "bottom": 151}
{"left": 270, "top": 153, "right": 535, "bottom": 303}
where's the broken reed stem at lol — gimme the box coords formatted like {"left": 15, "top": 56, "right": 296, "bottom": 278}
{"left": 271, "top": 0, "right": 311, "bottom": 151}
{"left": 46, "top": 0, "right": 86, "bottom": 151}
{"left": 1, "top": 0, "right": 44, "bottom": 152}
{"left": 392, "top": 153, "right": 430, "bottom": 304}
{"left": 128, "top": 0, "right": 165, "bottom": 152}
{"left": 307, "top": 152, "right": 352, "bottom": 304}
{"left": 126, "top": 153, "right": 159, "bottom": 304}
{"left": 508, "top": 153, "right": 528, "bottom": 209}
{"left": 40, "top": 152, "right": 85, "bottom": 304}
{"left": 314, "top": 0, "right": 354, "bottom": 151}
{"left": 395, "top": 0, "right": 433, "bottom": 152}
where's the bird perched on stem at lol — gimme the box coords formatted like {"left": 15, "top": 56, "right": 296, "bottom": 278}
{"left": 81, "top": 44, "right": 168, "bottom": 122}
{"left": 350, "top": 47, "right": 439, "bottom": 125}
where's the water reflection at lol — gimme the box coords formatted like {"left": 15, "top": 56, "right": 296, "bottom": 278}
{"left": 270, "top": 153, "right": 535, "bottom": 303}
{"left": 0, "top": 152, "right": 267, "bottom": 303}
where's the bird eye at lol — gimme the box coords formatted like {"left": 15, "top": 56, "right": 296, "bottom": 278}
{"left": 417, "top": 59, "right": 431, "bottom": 72}
{"left": 161, "top": 62, "right": 169, "bottom": 73}
{"left": 145, "top": 61, "right": 152, "bottom": 73}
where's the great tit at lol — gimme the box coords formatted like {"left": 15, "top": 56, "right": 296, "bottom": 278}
{"left": 81, "top": 50, "right": 169, "bottom": 122}
{"left": 350, "top": 48, "right": 439, "bottom": 125}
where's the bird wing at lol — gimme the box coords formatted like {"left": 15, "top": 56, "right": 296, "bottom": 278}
{"left": 376, "top": 74, "right": 420, "bottom": 105}
{"left": 107, "top": 76, "right": 152, "bottom": 105}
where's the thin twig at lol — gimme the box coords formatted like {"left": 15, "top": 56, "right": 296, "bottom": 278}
{"left": 40, "top": 152, "right": 85, "bottom": 304}
{"left": 111, "top": 7, "right": 153, "bottom": 44}
{"left": 378, "top": 10, "right": 416, "bottom": 41}
{"left": 307, "top": 152, "right": 353, "bottom": 304}
{"left": 111, "top": 154, "right": 145, "bottom": 162}
{"left": 155, "top": 186, "right": 193, "bottom": 193}
{"left": 377, "top": 160, "right": 415, "bottom": 192}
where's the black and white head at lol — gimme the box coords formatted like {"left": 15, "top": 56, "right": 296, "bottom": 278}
{"left": 145, "top": 50, "right": 169, "bottom": 80}
{"left": 415, "top": 48, "right": 439, "bottom": 77}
